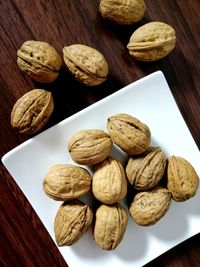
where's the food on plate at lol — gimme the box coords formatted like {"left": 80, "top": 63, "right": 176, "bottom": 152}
{"left": 92, "top": 157, "right": 127, "bottom": 204}
{"left": 68, "top": 129, "right": 113, "bottom": 165}
{"left": 129, "top": 187, "right": 171, "bottom": 226}
{"left": 107, "top": 113, "right": 151, "bottom": 155}
{"left": 167, "top": 156, "right": 199, "bottom": 201}
{"left": 93, "top": 203, "right": 128, "bottom": 250}
{"left": 54, "top": 200, "right": 93, "bottom": 246}
{"left": 126, "top": 147, "right": 166, "bottom": 190}
{"left": 43, "top": 164, "right": 92, "bottom": 201}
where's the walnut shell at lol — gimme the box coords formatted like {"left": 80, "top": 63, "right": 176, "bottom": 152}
{"left": 107, "top": 113, "right": 151, "bottom": 155}
{"left": 43, "top": 164, "right": 92, "bottom": 201}
{"left": 126, "top": 147, "right": 166, "bottom": 190}
{"left": 10, "top": 89, "right": 54, "bottom": 134}
{"left": 99, "top": 0, "right": 146, "bottom": 25}
{"left": 54, "top": 200, "right": 93, "bottom": 246}
{"left": 63, "top": 44, "right": 108, "bottom": 86}
{"left": 92, "top": 157, "right": 127, "bottom": 204}
{"left": 129, "top": 187, "right": 171, "bottom": 226}
{"left": 93, "top": 203, "right": 128, "bottom": 250}
{"left": 17, "top": 40, "right": 62, "bottom": 83}
{"left": 127, "top": 22, "right": 176, "bottom": 61}
{"left": 167, "top": 156, "right": 199, "bottom": 201}
{"left": 68, "top": 129, "right": 113, "bottom": 165}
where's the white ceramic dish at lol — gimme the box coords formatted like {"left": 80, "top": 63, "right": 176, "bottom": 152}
{"left": 2, "top": 71, "right": 200, "bottom": 267}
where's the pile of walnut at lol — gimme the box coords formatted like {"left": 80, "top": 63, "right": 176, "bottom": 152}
{"left": 43, "top": 113, "right": 199, "bottom": 250}
{"left": 10, "top": 0, "right": 198, "bottom": 250}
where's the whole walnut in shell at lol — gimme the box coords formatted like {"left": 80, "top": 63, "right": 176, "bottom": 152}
{"left": 43, "top": 164, "right": 92, "bottom": 201}
{"left": 92, "top": 157, "right": 127, "bottom": 204}
{"left": 93, "top": 203, "right": 128, "bottom": 250}
{"left": 99, "top": 0, "right": 146, "bottom": 25}
{"left": 68, "top": 129, "right": 113, "bottom": 165}
{"left": 63, "top": 44, "right": 108, "bottom": 86}
{"left": 127, "top": 22, "right": 176, "bottom": 61}
{"left": 17, "top": 40, "right": 62, "bottom": 83}
{"left": 129, "top": 187, "right": 171, "bottom": 226}
{"left": 126, "top": 147, "right": 166, "bottom": 190}
{"left": 167, "top": 156, "right": 199, "bottom": 201}
{"left": 107, "top": 113, "right": 151, "bottom": 155}
{"left": 11, "top": 89, "right": 54, "bottom": 134}
{"left": 54, "top": 200, "right": 93, "bottom": 246}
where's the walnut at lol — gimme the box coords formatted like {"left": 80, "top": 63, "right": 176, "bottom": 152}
{"left": 93, "top": 203, "right": 128, "bottom": 250}
{"left": 11, "top": 89, "right": 54, "bottom": 134}
{"left": 43, "top": 164, "right": 92, "bottom": 201}
{"left": 63, "top": 44, "right": 108, "bottom": 86}
{"left": 92, "top": 157, "right": 127, "bottom": 204}
{"left": 68, "top": 129, "right": 113, "bottom": 165}
{"left": 17, "top": 40, "right": 62, "bottom": 82}
{"left": 54, "top": 200, "right": 93, "bottom": 246}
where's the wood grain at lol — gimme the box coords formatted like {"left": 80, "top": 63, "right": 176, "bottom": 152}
{"left": 0, "top": 1, "right": 199, "bottom": 266}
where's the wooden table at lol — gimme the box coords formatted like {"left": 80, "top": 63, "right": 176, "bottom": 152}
{"left": 0, "top": 1, "right": 199, "bottom": 266}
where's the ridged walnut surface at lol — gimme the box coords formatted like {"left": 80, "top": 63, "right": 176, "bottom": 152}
{"left": 43, "top": 164, "right": 92, "bottom": 201}
{"left": 68, "top": 129, "right": 113, "bottom": 165}
{"left": 107, "top": 113, "right": 151, "bottom": 155}
{"left": 63, "top": 44, "right": 108, "bottom": 86}
{"left": 93, "top": 203, "right": 128, "bottom": 250}
{"left": 17, "top": 40, "right": 62, "bottom": 83}
{"left": 10, "top": 89, "right": 54, "bottom": 134}
{"left": 92, "top": 157, "right": 127, "bottom": 204}
{"left": 167, "top": 156, "right": 199, "bottom": 201}
{"left": 129, "top": 187, "right": 171, "bottom": 226}
{"left": 99, "top": 0, "right": 146, "bottom": 25}
{"left": 126, "top": 147, "right": 166, "bottom": 190}
{"left": 54, "top": 200, "right": 93, "bottom": 246}
{"left": 127, "top": 22, "right": 176, "bottom": 61}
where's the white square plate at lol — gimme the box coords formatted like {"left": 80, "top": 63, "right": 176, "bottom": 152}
{"left": 2, "top": 71, "right": 200, "bottom": 267}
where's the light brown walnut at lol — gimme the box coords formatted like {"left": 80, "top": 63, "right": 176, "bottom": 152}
{"left": 129, "top": 187, "right": 171, "bottom": 226}
{"left": 43, "top": 164, "right": 92, "bottom": 201}
{"left": 92, "top": 157, "right": 127, "bottom": 204}
{"left": 127, "top": 22, "right": 176, "bottom": 61}
{"left": 107, "top": 113, "right": 151, "bottom": 155}
{"left": 93, "top": 203, "right": 128, "bottom": 250}
{"left": 99, "top": 0, "right": 146, "bottom": 25}
{"left": 17, "top": 40, "right": 62, "bottom": 82}
{"left": 63, "top": 44, "right": 108, "bottom": 86}
{"left": 167, "top": 156, "right": 199, "bottom": 201}
{"left": 11, "top": 89, "right": 54, "bottom": 134}
{"left": 54, "top": 200, "right": 93, "bottom": 246}
{"left": 126, "top": 147, "right": 166, "bottom": 190}
{"left": 68, "top": 129, "right": 113, "bottom": 165}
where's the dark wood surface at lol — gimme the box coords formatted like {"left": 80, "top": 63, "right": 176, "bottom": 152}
{"left": 0, "top": 1, "right": 200, "bottom": 266}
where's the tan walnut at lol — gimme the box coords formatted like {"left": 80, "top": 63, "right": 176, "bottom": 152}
{"left": 17, "top": 40, "right": 62, "bottom": 83}
{"left": 129, "top": 187, "right": 171, "bottom": 226}
{"left": 92, "top": 157, "right": 127, "bottom": 204}
{"left": 43, "top": 164, "right": 92, "bottom": 201}
{"left": 10, "top": 89, "right": 54, "bottom": 134}
{"left": 54, "top": 200, "right": 93, "bottom": 246}
{"left": 107, "top": 113, "right": 151, "bottom": 155}
{"left": 167, "top": 156, "right": 199, "bottom": 201}
{"left": 127, "top": 22, "right": 176, "bottom": 61}
{"left": 126, "top": 147, "right": 166, "bottom": 190}
{"left": 63, "top": 44, "right": 108, "bottom": 86}
{"left": 93, "top": 203, "right": 128, "bottom": 250}
{"left": 99, "top": 0, "right": 146, "bottom": 25}
{"left": 68, "top": 129, "right": 113, "bottom": 165}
